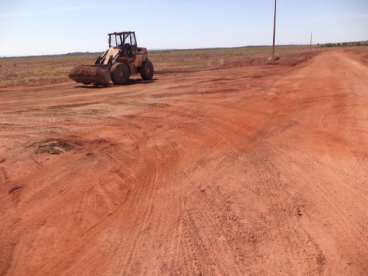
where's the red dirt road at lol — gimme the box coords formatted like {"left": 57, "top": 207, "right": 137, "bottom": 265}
{"left": 1, "top": 51, "right": 368, "bottom": 275}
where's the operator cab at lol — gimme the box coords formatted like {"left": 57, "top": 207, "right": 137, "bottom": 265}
{"left": 108, "top": 32, "right": 137, "bottom": 58}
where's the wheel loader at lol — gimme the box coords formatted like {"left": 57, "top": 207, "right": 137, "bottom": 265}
{"left": 69, "top": 32, "right": 154, "bottom": 86}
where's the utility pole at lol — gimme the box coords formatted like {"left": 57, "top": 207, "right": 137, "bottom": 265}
{"left": 272, "top": 0, "right": 277, "bottom": 61}
{"left": 310, "top": 32, "right": 313, "bottom": 49}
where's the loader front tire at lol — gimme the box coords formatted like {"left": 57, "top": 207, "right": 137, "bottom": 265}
{"left": 111, "top": 63, "right": 130, "bottom": 85}
{"left": 140, "top": 60, "right": 154, "bottom": 81}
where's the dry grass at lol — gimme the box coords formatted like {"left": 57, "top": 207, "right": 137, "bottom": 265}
{"left": 0, "top": 55, "right": 94, "bottom": 88}
{"left": 343, "top": 46, "right": 368, "bottom": 65}
{"left": 152, "top": 46, "right": 315, "bottom": 74}
{"left": 0, "top": 46, "right": 315, "bottom": 88}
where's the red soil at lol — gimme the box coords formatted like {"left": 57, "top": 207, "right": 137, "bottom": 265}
{"left": 1, "top": 50, "right": 368, "bottom": 275}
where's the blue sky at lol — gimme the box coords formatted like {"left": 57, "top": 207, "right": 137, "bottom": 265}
{"left": 0, "top": 0, "right": 367, "bottom": 56}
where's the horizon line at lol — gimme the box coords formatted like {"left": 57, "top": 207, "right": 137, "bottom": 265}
{"left": 1, "top": 40, "right": 367, "bottom": 59}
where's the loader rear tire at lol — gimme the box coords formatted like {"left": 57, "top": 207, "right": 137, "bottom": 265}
{"left": 140, "top": 60, "right": 154, "bottom": 81}
{"left": 111, "top": 63, "right": 130, "bottom": 85}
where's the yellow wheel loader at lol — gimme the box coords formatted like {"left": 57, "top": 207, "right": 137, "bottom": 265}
{"left": 69, "top": 32, "right": 154, "bottom": 86}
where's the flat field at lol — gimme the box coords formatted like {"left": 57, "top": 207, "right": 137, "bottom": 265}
{"left": 0, "top": 46, "right": 312, "bottom": 87}
{"left": 1, "top": 46, "right": 368, "bottom": 275}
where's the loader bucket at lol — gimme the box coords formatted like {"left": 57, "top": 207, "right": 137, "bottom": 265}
{"left": 69, "top": 65, "right": 111, "bottom": 86}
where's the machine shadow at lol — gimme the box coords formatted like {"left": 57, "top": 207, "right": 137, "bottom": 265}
{"left": 75, "top": 78, "right": 157, "bottom": 89}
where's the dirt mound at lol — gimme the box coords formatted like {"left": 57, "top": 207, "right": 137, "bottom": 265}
{"left": 34, "top": 138, "right": 82, "bottom": 155}
{"left": 8, "top": 185, "right": 23, "bottom": 195}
